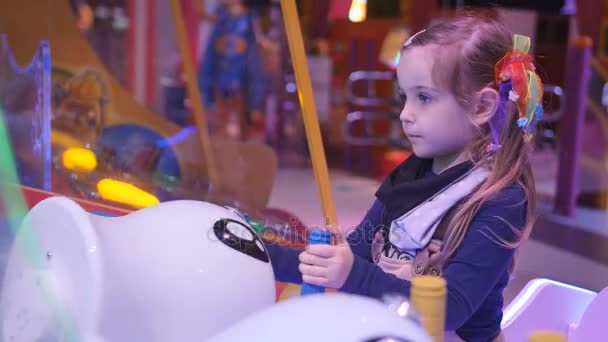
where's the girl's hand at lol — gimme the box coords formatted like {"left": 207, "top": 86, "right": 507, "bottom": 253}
{"left": 298, "top": 234, "right": 354, "bottom": 289}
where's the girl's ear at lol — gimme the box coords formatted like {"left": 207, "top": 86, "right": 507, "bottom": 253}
{"left": 473, "top": 87, "right": 499, "bottom": 126}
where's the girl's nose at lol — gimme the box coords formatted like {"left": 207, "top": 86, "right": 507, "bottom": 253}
{"left": 399, "top": 105, "right": 415, "bottom": 124}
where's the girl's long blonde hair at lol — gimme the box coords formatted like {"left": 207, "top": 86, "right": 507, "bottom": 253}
{"left": 403, "top": 12, "right": 537, "bottom": 262}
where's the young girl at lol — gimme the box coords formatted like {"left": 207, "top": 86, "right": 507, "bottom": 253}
{"left": 265, "top": 12, "right": 542, "bottom": 341}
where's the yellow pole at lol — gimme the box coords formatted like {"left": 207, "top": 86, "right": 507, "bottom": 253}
{"left": 169, "top": 0, "right": 220, "bottom": 189}
{"left": 279, "top": 0, "right": 339, "bottom": 230}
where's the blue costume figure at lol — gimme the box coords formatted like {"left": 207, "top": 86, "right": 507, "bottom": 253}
{"left": 198, "top": 0, "right": 267, "bottom": 140}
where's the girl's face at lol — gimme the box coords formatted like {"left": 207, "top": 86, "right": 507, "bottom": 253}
{"left": 396, "top": 45, "right": 477, "bottom": 173}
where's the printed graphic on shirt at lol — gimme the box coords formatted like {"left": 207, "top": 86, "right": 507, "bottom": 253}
{"left": 383, "top": 239, "right": 418, "bottom": 260}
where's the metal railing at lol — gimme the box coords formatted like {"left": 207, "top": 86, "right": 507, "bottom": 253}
{"left": 343, "top": 111, "right": 407, "bottom": 147}
{"left": 343, "top": 70, "right": 408, "bottom": 148}
{"left": 345, "top": 70, "right": 395, "bottom": 107}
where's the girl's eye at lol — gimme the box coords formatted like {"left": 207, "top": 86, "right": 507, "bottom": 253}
{"left": 418, "top": 93, "right": 432, "bottom": 104}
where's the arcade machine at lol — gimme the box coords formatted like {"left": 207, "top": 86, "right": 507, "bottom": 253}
{"left": 0, "top": 0, "right": 307, "bottom": 243}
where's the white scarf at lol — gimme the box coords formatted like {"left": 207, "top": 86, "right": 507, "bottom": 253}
{"left": 388, "top": 167, "right": 490, "bottom": 252}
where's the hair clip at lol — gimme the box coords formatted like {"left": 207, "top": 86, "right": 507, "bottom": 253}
{"left": 403, "top": 29, "right": 426, "bottom": 48}
{"left": 486, "top": 143, "right": 502, "bottom": 153}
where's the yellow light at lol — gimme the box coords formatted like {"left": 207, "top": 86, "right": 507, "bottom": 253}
{"left": 297, "top": 90, "right": 304, "bottom": 110}
{"left": 348, "top": 0, "right": 367, "bottom": 23}
{"left": 62, "top": 147, "right": 97, "bottom": 173}
{"left": 97, "top": 178, "right": 160, "bottom": 209}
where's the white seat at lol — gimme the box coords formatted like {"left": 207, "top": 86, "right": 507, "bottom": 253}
{"left": 501, "top": 278, "right": 597, "bottom": 341}
{"left": 569, "top": 287, "right": 608, "bottom": 341}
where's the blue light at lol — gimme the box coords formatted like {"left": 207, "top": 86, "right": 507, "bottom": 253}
{"left": 286, "top": 82, "right": 297, "bottom": 93}
{"left": 394, "top": 52, "right": 401, "bottom": 67}
{"left": 156, "top": 125, "right": 196, "bottom": 148}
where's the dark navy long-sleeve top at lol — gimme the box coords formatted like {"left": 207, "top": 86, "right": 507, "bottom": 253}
{"left": 264, "top": 184, "right": 527, "bottom": 341}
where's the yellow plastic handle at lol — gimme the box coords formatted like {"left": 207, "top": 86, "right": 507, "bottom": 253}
{"left": 62, "top": 147, "right": 97, "bottom": 173}
{"left": 528, "top": 330, "right": 567, "bottom": 342}
{"left": 97, "top": 178, "right": 160, "bottom": 209}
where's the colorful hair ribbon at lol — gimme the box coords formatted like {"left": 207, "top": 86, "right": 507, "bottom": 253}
{"left": 491, "top": 34, "right": 544, "bottom": 149}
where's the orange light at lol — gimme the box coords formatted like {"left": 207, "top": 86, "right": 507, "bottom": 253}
{"left": 348, "top": 0, "right": 367, "bottom": 23}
